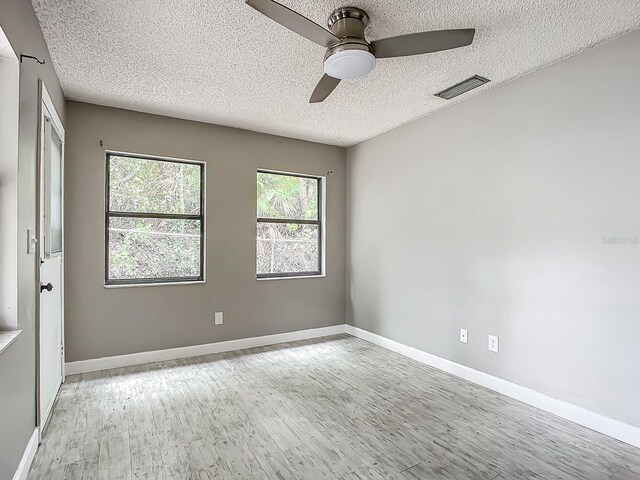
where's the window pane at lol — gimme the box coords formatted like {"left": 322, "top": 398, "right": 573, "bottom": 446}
{"left": 257, "top": 223, "right": 319, "bottom": 275}
{"left": 109, "top": 156, "right": 201, "bottom": 215}
{"left": 49, "top": 126, "right": 63, "bottom": 254}
{"left": 257, "top": 172, "right": 318, "bottom": 220}
{"left": 108, "top": 217, "right": 201, "bottom": 280}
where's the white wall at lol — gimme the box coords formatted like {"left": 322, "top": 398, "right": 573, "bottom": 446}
{"left": 0, "top": 28, "right": 19, "bottom": 331}
{"left": 347, "top": 29, "right": 640, "bottom": 428}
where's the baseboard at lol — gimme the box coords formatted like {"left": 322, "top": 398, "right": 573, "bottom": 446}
{"left": 345, "top": 325, "right": 640, "bottom": 449}
{"left": 12, "top": 428, "right": 38, "bottom": 480}
{"left": 65, "top": 324, "right": 347, "bottom": 375}
{"left": 64, "top": 322, "right": 640, "bottom": 448}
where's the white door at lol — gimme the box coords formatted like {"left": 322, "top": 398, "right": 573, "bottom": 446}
{"left": 38, "top": 83, "right": 65, "bottom": 432}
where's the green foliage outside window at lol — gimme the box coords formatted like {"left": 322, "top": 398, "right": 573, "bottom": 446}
{"left": 107, "top": 155, "right": 203, "bottom": 283}
{"left": 257, "top": 172, "right": 321, "bottom": 276}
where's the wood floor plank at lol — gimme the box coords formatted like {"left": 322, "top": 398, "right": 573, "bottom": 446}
{"left": 28, "top": 335, "right": 640, "bottom": 479}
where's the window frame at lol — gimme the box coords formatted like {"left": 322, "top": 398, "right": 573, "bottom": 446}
{"left": 256, "top": 169, "right": 323, "bottom": 279}
{"left": 105, "top": 151, "right": 205, "bottom": 286}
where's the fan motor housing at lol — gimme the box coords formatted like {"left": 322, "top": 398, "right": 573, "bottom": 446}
{"left": 324, "top": 41, "right": 372, "bottom": 61}
{"left": 324, "top": 6, "right": 373, "bottom": 60}
{"left": 328, "top": 7, "right": 369, "bottom": 40}
{"left": 323, "top": 7, "right": 375, "bottom": 80}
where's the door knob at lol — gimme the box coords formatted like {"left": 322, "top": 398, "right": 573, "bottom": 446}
{"left": 40, "top": 283, "right": 53, "bottom": 292}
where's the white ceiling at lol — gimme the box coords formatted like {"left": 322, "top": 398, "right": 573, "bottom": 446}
{"left": 32, "top": 0, "right": 640, "bottom": 147}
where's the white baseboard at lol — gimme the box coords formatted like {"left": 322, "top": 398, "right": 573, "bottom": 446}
{"left": 345, "top": 324, "right": 640, "bottom": 449}
{"left": 64, "top": 322, "right": 639, "bottom": 449}
{"left": 12, "top": 428, "right": 38, "bottom": 480}
{"left": 65, "top": 324, "right": 347, "bottom": 375}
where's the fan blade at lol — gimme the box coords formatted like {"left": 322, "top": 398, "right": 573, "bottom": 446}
{"left": 310, "top": 74, "right": 340, "bottom": 103}
{"left": 372, "top": 29, "right": 475, "bottom": 58}
{"left": 246, "top": 0, "right": 339, "bottom": 48}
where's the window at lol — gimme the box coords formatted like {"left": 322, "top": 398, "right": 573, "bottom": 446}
{"left": 257, "top": 170, "right": 323, "bottom": 278}
{"left": 105, "top": 153, "right": 204, "bottom": 285}
{"left": 48, "top": 125, "right": 63, "bottom": 255}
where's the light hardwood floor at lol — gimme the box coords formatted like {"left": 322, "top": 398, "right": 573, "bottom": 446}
{"left": 28, "top": 334, "right": 640, "bottom": 479}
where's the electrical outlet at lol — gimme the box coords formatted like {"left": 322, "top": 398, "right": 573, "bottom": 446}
{"left": 459, "top": 328, "right": 468, "bottom": 344}
{"left": 488, "top": 335, "right": 499, "bottom": 353}
{"left": 214, "top": 312, "right": 223, "bottom": 325}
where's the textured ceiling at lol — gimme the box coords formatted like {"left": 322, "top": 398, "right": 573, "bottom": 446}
{"left": 32, "top": 0, "right": 640, "bottom": 146}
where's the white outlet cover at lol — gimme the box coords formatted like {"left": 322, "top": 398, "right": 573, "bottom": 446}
{"left": 460, "top": 328, "right": 468, "bottom": 344}
{"left": 214, "top": 312, "right": 223, "bottom": 325}
{"left": 488, "top": 335, "right": 499, "bottom": 353}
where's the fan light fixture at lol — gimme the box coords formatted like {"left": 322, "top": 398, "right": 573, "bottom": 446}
{"left": 324, "top": 50, "right": 376, "bottom": 80}
{"left": 245, "top": 0, "right": 476, "bottom": 103}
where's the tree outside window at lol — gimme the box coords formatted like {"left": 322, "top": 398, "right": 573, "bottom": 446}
{"left": 257, "top": 171, "right": 322, "bottom": 278}
{"left": 106, "top": 154, "right": 204, "bottom": 285}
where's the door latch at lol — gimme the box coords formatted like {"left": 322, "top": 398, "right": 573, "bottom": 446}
{"left": 40, "top": 283, "right": 53, "bottom": 292}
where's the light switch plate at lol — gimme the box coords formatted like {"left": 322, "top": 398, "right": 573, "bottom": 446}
{"left": 459, "top": 328, "right": 468, "bottom": 343}
{"left": 27, "top": 229, "right": 37, "bottom": 254}
{"left": 214, "top": 312, "right": 223, "bottom": 325}
{"left": 488, "top": 335, "right": 499, "bottom": 353}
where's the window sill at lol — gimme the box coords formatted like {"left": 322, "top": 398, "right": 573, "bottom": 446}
{"left": 257, "top": 274, "right": 326, "bottom": 281}
{"left": 104, "top": 280, "right": 206, "bottom": 289}
{"left": 0, "top": 330, "right": 22, "bottom": 355}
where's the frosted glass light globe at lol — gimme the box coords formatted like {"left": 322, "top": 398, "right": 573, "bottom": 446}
{"left": 324, "top": 50, "right": 376, "bottom": 80}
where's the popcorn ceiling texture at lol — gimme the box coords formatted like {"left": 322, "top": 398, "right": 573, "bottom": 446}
{"left": 32, "top": 0, "right": 640, "bottom": 146}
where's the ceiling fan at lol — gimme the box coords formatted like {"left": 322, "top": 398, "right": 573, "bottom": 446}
{"left": 246, "top": 0, "right": 475, "bottom": 103}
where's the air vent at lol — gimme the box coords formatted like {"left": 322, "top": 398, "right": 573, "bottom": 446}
{"left": 435, "top": 75, "right": 490, "bottom": 100}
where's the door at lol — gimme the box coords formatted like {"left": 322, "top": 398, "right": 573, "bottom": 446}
{"left": 38, "top": 82, "right": 65, "bottom": 432}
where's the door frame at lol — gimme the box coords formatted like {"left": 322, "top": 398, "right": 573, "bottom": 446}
{"left": 35, "top": 80, "right": 65, "bottom": 436}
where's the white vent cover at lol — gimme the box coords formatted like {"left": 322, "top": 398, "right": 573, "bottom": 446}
{"left": 435, "top": 75, "right": 490, "bottom": 100}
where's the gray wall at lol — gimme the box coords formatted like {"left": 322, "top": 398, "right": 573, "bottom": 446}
{"left": 65, "top": 102, "right": 346, "bottom": 362}
{"left": 347, "top": 30, "right": 640, "bottom": 428}
{"left": 0, "top": 1, "right": 66, "bottom": 478}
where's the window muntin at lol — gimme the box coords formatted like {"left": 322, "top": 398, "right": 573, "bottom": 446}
{"left": 257, "top": 171, "right": 322, "bottom": 278}
{"left": 106, "top": 153, "right": 204, "bottom": 285}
